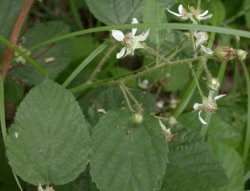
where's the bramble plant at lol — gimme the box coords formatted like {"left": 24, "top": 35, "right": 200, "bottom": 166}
{"left": 0, "top": 0, "right": 250, "bottom": 191}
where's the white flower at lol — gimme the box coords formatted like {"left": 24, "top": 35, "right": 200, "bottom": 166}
{"left": 14, "top": 46, "right": 31, "bottom": 64}
{"left": 112, "top": 18, "right": 149, "bottom": 59}
{"left": 194, "top": 31, "right": 213, "bottom": 54}
{"left": 167, "top": 4, "right": 213, "bottom": 23}
{"left": 193, "top": 94, "right": 226, "bottom": 124}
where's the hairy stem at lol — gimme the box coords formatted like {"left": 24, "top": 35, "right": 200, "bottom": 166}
{"left": 1, "top": 0, "right": 34, "bottom": 80}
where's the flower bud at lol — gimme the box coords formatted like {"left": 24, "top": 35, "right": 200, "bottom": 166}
{"left": 236, "top": 49, "right": 248, "bottom": 60}
{"left": 131, "top": 113, "right": 143, "bottom": 124}
{"left": 214, "top": 46, "right": 235, "bottom": 62}
{"left": 207, "top": 78, "right": 220, "bottom": 91}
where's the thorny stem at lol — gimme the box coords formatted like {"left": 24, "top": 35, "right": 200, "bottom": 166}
{"left": 1, "top": 0, "right": 34, "bottom": 80}
{"left": 120, "top": 83, "right": 135, "bottom": 113}
{"left": 143, "top": 45, "right": 169, "bottom": 64}
{"left": 190, "top": 30, "right": 197, "bottom": 58}
{"left": 122, "top": 83, "right": 143, "bottom": 113}
{"left": 70, "top": 56, "right": 203, "bottom": 93}
{"left": 166, "top": 38, "right": 187, "bottom": 61}
{"left": 188, "top": 62, "right": 204, "bottom": 98}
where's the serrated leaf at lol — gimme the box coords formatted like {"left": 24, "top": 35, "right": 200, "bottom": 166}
{"left": 245, "top": 0, "right": 250, "bottom": 29}
{"left": 10, "top": 21, "right": 71, "bottom": 85}
{"left": 91, "top": 109, "right": 167, "bottom": 191}
{"left": 211, "top": 0, "right": 226, "bottom": 24}
{"left": 0, "top": 138, "right": 19, "bottom": 190}
{"left": 208, "top": 116, "right": 242, "bottom": 148}
{"left": 85, "top": 0, "right": 146, "bottom": 25}
{"left": 4, "top": 77, "right": 24, "bottom": 105}
{"left": 160, "top": 123, "right": 228, "bottom": 191}
{"left": 209, "top": 138, "right": 244, "bottom": 191}
{"left": 55, "top": 166, "right": 98, "bottom": 191}
{"left": 6, "top": 80, "right": 90, "bottom": 186}
{"left": 0, "top": 0, "right": 26, "bottom": 58}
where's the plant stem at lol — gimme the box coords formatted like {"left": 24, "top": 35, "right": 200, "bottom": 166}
{"left": 0, "top": 36, "right": 49, "bottom": 78}
{"left": 188, "top": 62, "right": 204, "bottom": 98}
{"left": 70, "top": 0, "right": 83, "bottom": 29}
{"left": 27, "top": 23, "right": 250, "bottom": 51}
{"left": 172, "top": 63, "right": 203, "bottom": 117}
{"left": 241, "top": 59, "right": 250, "bottom": 162}
{"left": 122, "top": 84, "right": 143, "bottom": 112}
{"left": 1, "top": 0, "right": 34, "bottom": 80}
{"left": 197, "top": 0, "right": 201, "bottom": 9}
{"left": 0, "top": 75, "right": 23, "bottom": 191}
{"left": 144, "top": 45, "right": 169, "bottom": 63}
{"left": 70, "top": 56, "right": 203, "bottom": 93}
{"left": 0, "top": 75, "right": 6, "bottom": 143}
{"left": 62, "top": 41, "right": 109, "bottom": 87}
{"left": 120, "top": 83, "right": 135, "bottom": 113}
{"left": 88, "top": 45, "right": 117, "bottom": 83}
{"left": 223, "top": 7, "right": 250, "bottom": 25}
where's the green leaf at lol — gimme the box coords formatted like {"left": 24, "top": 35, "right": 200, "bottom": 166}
{"left": 4, "top": 77, "right": 24, "bottom": 105}
{"left": 0, "top": 138, "right": 19, "bottom": 191}
{"left": 91, "top": 109, "right": 167, "bottom": 191}
{"left": 211, "top": 0, "right": 226, "bottom": 24}
{"left": 10, "top": 21, "right": 71, "bottom": 85}
{"left": 160, "top": 123, "right": 228, "bottom": 191}
{"left": 0, "top": 0, "right": 26, "bottom": 58}
{"left": 6, "top": 80, "right": 90, "bottom": 186}
{"left": 245, "top": 0, "right": 250, "bottom": 29}
{"left": 85, "top": 0, "right": 146, "bottom": 25}
{"left": 55, "top": 166, "right": 98, "bottom": 191}
{"left": 143, "top": 0, "right": 167, "bottom": 43}
{"left": 208, "top": 116, "right": 242, "bottom": 149}
{"left": 209, "top": 138, "right": 244, "bottom": 191}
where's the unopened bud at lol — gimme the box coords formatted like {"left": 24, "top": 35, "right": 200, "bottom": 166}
{"left": 131, "top": 113, "right": 143, "bottom": 124}
{"left": 207, "top": 78, "right": 220, "bottom": 91}
{"left": 214, "top": 46, "right": 235, "bottom": 62}
{"left": 236, "top": 49, "right": 248, "bottom": 60}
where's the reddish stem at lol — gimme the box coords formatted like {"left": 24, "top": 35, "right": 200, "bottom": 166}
{"left": 1, "top": 0, "right": 34, "bottom": 80}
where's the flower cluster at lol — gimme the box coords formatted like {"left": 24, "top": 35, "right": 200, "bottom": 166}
{"left": 167, "top": 4, "right": 213, "bottom": 24}
{"left": 168, "top": 4, "right": 213, "bottom": 55}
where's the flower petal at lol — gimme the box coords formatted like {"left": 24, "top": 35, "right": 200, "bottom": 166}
{"left": 178, "top": 4, "right": 184, "bottom": 15}
{"left": 193, "top": 103, "right": 203, "bottom": 110}
{"left": 198, "top": 110, "right": 208, "bottom": 125}
{"left": 131, "top": 18, "right": 138, "bottom": 36}
{"left": 137, "top": 30, "right": 150, "bottom": 42}
{"left": 214, "top": 94, "right": 226, "bottom": 100}
{"left": 167, "top": 8, "right": 183, "bottom": 17}
{"left": 199, "top": 10, "right": 209, "bottom": 17}
{"left": 199, "top": 14, "right": 213, "bottom": 20}
{"left": 201, "top": 45, "right": 214, "bottom": 55}
{"left": 112, "top": 30, "right": 124, "bottom": 41}
{"left": 159, "top": 120, "right": 167, "bottom": 131}
{"left": 116, "top": 47, "right": 126, "bottom": 59}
